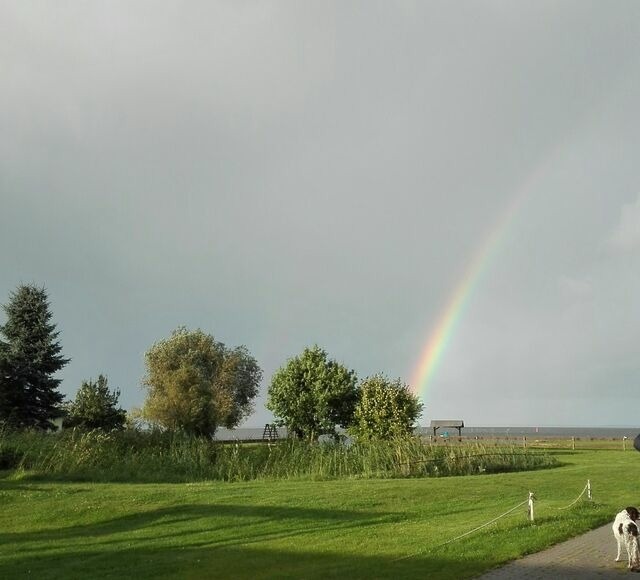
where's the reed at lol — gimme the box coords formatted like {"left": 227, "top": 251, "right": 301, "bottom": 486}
{"left": 0, "top": 429, "right": 557, "bottom": 483}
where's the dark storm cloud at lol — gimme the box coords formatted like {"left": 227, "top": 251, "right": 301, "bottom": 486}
{"left": 2, "top": 1, "right": 640, "bottom": 426}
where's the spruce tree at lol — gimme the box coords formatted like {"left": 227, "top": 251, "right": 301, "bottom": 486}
{"left": 0, "top": 284, "right": 69, "bottom": 429}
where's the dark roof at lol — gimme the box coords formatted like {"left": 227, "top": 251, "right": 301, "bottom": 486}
{"left": 430, "top": 420, "right": 464, "bottom": 428}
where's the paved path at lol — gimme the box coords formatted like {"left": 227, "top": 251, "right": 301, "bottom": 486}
{"left": 477, "top": 524, "right": 637, "bottom": 579}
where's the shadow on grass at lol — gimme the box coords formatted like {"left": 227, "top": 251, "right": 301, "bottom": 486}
{"left": 1, "top": 542, "right": 474, "bottom": 580}
{"left": 12, "top": 520, "right": 622, "bottom": 579}
{"left": 0, "top": 502, "right": 459, "bottom": 579}
{"left": 0, "top": 483, "right": 58, "bottom": 492}
{"left": 0, "top": 500, "right": 618, "bottom": 579}
{"left": 0, "top": 479, "right": 92, "bottom": 493}
{"left": 0, "top": 502, "right": 402, "bottom": 546}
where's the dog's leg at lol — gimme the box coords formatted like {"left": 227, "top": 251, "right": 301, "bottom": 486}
{"left": 625, "top": 537, "right": 638, "bottom": 569}
{"left": 631, "top": 537, "right": 640, "bottom": 571}
{"left": 628, "top": 522, "right": 640, "bottom": 570}
{"left": 615, "top": 531, "right": 623, "bottom": 562}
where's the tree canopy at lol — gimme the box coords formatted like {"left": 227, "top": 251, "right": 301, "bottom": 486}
{"left": 266, "top": 345, "right": 358, "bottom": 440}
{"left": 0, "top": 284, "right": 68, "bottom": 429}
{"left": 64, "top": 375, "right": 126, "bottom": 430}
{"left": 141, "top": 327, "right": 261, "bottom": 436}
{"left": 349, "top": 375, "right": 422, "bottom": 440}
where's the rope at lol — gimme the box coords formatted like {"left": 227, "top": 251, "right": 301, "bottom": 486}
{"left": 395, "top": 498, "right": 530, "bottom": 561}
{"left": 394, "top": 479, "right": 591, "bottom": 561}
{"left": 435, "top": 498, "right": 530, "bottom": 547}
{"left": 556, "top": 483, "right": 589, "bottom": 510}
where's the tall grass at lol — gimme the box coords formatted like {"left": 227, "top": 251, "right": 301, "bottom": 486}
{"left": 0, "top": 429, "right": 558, "bottom": 483}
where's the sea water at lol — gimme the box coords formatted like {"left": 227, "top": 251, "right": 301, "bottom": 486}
{"left": 214, "top": 425, "right": 640, "bottom": 441}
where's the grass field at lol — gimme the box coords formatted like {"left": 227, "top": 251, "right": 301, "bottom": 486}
{"left": 2, "top": 448, "right": 639, "bottom": 579}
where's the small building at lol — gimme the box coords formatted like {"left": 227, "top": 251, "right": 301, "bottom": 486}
{"left": 430, "top": 420, "right": 464, "bottom": 438}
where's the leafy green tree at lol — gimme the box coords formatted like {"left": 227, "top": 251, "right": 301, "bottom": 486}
{"left": 64, "top": 375, "right": 126, "bottom": 430}
{"left": 0, "top": 284, "right": 68, "bottom": 429}
{"left": 141, "top": 327, "right": 262, "bottom": 436}
{"left": 266, "top": 345, "right": 358, "bottom": 440}
{"left": 349, "top": 375, "right": 422, "bottom": 440}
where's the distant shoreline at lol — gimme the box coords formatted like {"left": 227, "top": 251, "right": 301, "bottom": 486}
{"left": 215, "top": 425, "right": 640, "bottom": 441}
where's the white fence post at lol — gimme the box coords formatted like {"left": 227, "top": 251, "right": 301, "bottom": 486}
{"left": 587, "top": 479, "right": 592, "bottom": 501}
{"left": 528, "top": 491, "right": 535, "bottom": 522}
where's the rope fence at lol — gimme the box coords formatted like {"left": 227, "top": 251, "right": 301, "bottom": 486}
{"left": 396, "top": 479, "right": 594, "bottom": 561}
{"left": 437, "top": 497, "right": 531, "bottom": 549}
{"left": 557, "top": 480, "right": 592, "bottom": 510}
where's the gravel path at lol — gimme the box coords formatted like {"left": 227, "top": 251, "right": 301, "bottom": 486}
{"left": 477, "top": 524, "right": 638, "bottom": 579}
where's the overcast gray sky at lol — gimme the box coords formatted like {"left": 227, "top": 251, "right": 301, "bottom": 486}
{"left": 2, "top": 1, "right": 640, "bottom": 427}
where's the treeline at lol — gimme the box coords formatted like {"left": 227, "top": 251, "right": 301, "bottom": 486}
{"left": 0, "top": 284, "right": 422, "bottom": 441}
{"left": 0, "top": 284, "right": 558, "bottom": 483}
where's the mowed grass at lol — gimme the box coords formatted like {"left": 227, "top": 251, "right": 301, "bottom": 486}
{"left": 452, "top": 437, "right": 634, "bottom": 451}
{"left": 1, "top": 449, "right": 639, "bottom": 579}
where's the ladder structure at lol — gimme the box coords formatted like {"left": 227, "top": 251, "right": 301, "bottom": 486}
{"left": 262, "top": 423, "right": 279, "bottom": 442}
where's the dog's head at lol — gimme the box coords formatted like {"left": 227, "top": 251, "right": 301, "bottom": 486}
{"left": 625, "top": 506, "right": 639, "bottom": 521}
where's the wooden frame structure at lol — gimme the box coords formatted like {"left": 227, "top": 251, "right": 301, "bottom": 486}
{"left": 262, "top": 423, "right": 279, "bottom": 442}
{"left": 430, "top": 420, "right": 464, "bottom": 438}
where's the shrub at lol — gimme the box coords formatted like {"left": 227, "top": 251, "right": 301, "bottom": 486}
{"left": 350, "top": 375, "right": 422, "bottom": 440}
{"left": 0, "top": 446, "right": 23, "bottom": 469}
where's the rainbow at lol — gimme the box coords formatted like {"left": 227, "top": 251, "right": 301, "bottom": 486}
{"left": 409, "top": 189, "right": 530, "bottom": 400}
{"left": 408, "top": 85, "right": 612, "bottom": 403}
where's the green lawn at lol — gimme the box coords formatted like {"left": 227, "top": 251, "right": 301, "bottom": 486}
{"left": 1, "top": 449, "right": 639, "bottom": 579}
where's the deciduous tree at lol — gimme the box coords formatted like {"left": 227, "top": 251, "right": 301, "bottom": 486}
{"left": 349, "top": 375, "right": 422, "bottom": 440}
{"left": 266, "top": 345, "right": 357, "bottom": 440}
{"left": 141, "top": 327, "right": 261, "bottom": 436}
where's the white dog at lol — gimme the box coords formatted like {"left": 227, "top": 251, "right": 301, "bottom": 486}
{"left": 613, "top": 506, "right": 640, "bottom": 570}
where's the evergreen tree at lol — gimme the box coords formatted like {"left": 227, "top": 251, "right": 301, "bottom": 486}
{"left": 0, "top": 284, "right": 69, "bottom": 429}
{"left": 64, "top": 375, "right": 126, "bottom": 430}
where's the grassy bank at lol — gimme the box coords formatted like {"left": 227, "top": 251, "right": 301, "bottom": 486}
{"left": 440, "top": 437, "right": 635, "bottom": 451}
{"left": 0, "top": 429, "right": 556, "bottom": 482}
{"left": 1, "top": 449, "right": 639, "bottom": 579}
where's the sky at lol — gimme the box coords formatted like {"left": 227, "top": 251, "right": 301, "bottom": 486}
{"left": 2, "top": 1, "right": 640, "bottom": 428}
